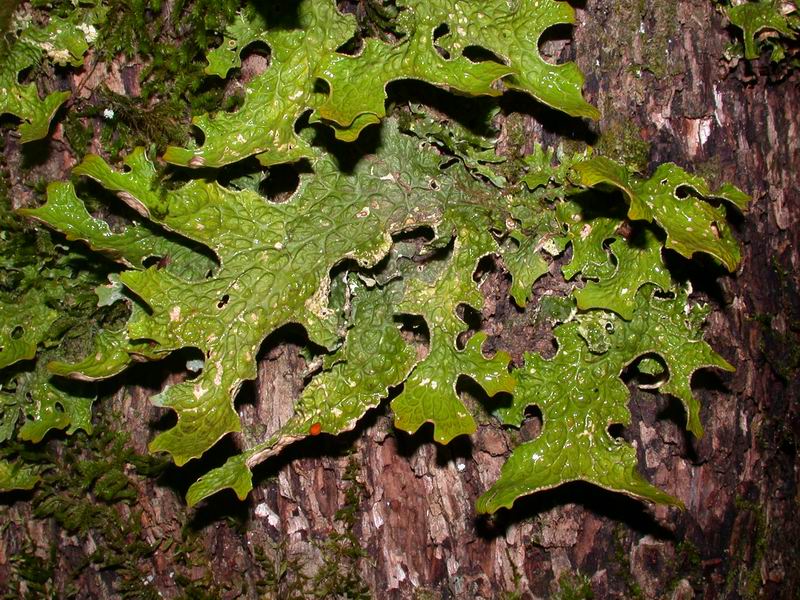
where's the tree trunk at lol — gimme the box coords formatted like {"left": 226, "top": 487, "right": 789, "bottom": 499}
{"left": 1, "top": 0, "right": 798, "bottom": 598}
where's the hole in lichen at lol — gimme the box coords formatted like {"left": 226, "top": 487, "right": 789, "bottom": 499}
{"left": 490, "top": 227, "right": 508, "bottom": 245}
{"left": 234, "top": 323, "right": 319, "bottom": 432}
{"left": 396, "top": 314, "right": 430, "bottom": 362}
{"left": 189, "top": 124, "right": 206, "bottom": 149}
{"left": 521, "top": 404, "right": 543, "bottom": 441}
{"left": 602, "top": 237, "right": 618, "bottom": 266}
{"left": 455, "top": 304, "right": 482, "bottom": 350}
{"left": 473, "top": 254, "right": 497, "bottom": 283}
{"left": 259, "top": 163, "right": 303, "bottom": 203}
{"left": 0, "top": 114, "right": 23, "bottom": 135}
{"left": 239, "top": 40, "right": 271, "bottom": 62}
{"left": 184, "top": 347, "right": 206, "bottom": 381}
{"left": 438, "top": 157, "right": 458, "bottom": 171}
{"left": 217, "top": 294, "right": 230, "bottom": 309}
{"left": 10, "top": 325, "right": 23, "bottom": 339}
{"left": 143, "top": 254, "right": 174, "bottom": 270}
{"left": 457, "top": 374, "right": 512, "bottom": 418}
{"left": 623, "top": 353, "right": 669, "bottom": 389}
{"left": 607, "top": 423, "right": 626, "bottom": 440}
{"left": 312, "top": 78, "right": 330, "bottom": 96}
{"left": 364, "top": 226, "right": 438, "bottom": 281}
{"left": 537, "top": 23, "right": 573, "bottom": 65}
{"left": 433, "top": 23, "right": 451, "bottom": 59}
{"left": 16, "top": 65, "right": 33, "bottom": 85}
{"left": 462, "top": 45, "right": 507, "bottom": 65}
{"left": 335, "top": 35, "right": 363, "bottom": 56}
{"left": 393, "top": 225, "right": 436, "bottom": 244}
{"left": 213, "top": 40, "right": 273, "bottom": 91}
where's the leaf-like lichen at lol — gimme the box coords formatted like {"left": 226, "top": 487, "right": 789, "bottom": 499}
{"left": 35, "top": 122, "right": 523, "bottom": 470}
{"left": 3, "top": 0, "right": 750, "bottom": 514}
{"left": 558, "top": 199, "right": 673, "bottom": 320}
{"left": 725, "top": 0, "right": 798, "bottom": 60}
{"left": 164, "top": 0, "right": 597, "bottom": 168}
{"left": 571, "top": 156, "right": 749, "bottom": 271}
{"left": 0, "top": 7, "right": 100, "bottom": 141}
{"left": 0, "top": 458, "right": 41, "bottom": 491}
{"left": 477, "top": 287, "right": 733, "bottom": 513}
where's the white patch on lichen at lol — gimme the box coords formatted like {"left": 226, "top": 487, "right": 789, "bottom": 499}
{"left": 118, "top": 192, "right": 149, "bottom": 216}
{"left": 39, "top": 42, "right": 71, "bottom": 65}
{"left": 541, "top": 238, "right": 562, "bottom": 256}
{"left": 170, "top": 306, "right": 181, "bottom": 321}
{"left": 77, "top": 23, "right": 98, "bottom": 43}
{"left": 304, "top": 277, "right": 332, "bottom": 318}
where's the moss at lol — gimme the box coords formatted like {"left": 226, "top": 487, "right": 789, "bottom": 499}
{"left": 725, "top": 497, "right": 768, "bottom": 599}
{"left": 19, "top": 0, "right": 246, "bottom": 160}
{"left": 1, "top": 407, "right": 258, "bottom": 598}
{"left": 662, "top": 539, "right": 703, "bottom": 594}
{"left": 555, "top": 572, "right": 594, "bottom": 600}
{"left": 254, "top": 538, "right": 311, "bottom": 599}
{"left": 690, "top": 156, "right": 724, "bottom": 187}
{"left": 590, "top": 0, "right": 681, "bottom": 80}
{"left": 753, "top": 312, "right": 800, "bottom": 381}
{"left": 593, "top": 119, "right": 651, "bottom": 173}
{"left": 2, "top": 413, "right": 165, "bottom": 597}
{"left": 309, "top": 458, "right": 371, "bottom": 599}
{"left": 1, "top": 539, "right": 59, "bottom": 599}
{"left": 412, "top": 589, "right": 442, "bottom": 600}
{"left": 250, "top": 458, "right": 371, "bottom": 599}
{"left": 612, "top": 526, "right": 645, "bottom": 600}
{"left": 62, "top": 112, "right": 96, "bottom": 160}
{"left": 96, "top": 91, "right": 190, "bottom": 159}
{"left": 639, "top": 0, "right": 679, "bottom": 78}
{"left": 494, "top": 112, "right": 532, "bottom": 184}
{"left": 0, "top": 0, "right": 22, "bottom": 33}
{"left": 750, "top": 257, "right": 800, "bottom": 382}
{"left": 96, "top": 0, "right": 240, "bottom": 106}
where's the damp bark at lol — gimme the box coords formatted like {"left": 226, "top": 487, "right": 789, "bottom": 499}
{"left": 0, "top": 0, "right": 798, "bottom": 598}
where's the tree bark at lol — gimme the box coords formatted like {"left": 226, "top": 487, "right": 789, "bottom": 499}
{"left": 1, "top": 0, "right": 798, "bottom": 598}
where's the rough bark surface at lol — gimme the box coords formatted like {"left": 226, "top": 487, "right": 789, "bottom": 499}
{"left": 1, "top": 1, "right": 798, "bottom": 598}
